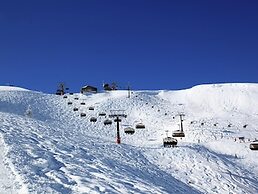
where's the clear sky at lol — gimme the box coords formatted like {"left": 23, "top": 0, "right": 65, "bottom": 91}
{"left": 0, "top": 0, "right": 258, "bottom": 93}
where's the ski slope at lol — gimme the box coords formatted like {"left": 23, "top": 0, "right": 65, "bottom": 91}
{"left": 0, "top": 84, "right": 258, "bottom": 193}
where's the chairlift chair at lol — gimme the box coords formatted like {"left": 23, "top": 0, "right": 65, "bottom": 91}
{"left": 124, "top": 127, "right": 135, "bottom": 135}
{"left": 172, "top": 114, "right": 185, "bottom": 138}
{"left": 250, "top": 141, "right": 258, "bottom": 150}
{"left": 80, "top": 113, "right": 86, "bottom": 117}
{"left": 163, "top": 137, "right": 178, "bottom": 148}
{"left": 135, "top": 123, "right": 145, "bottom": 129}
{"left": 104, "top": 119, "right": 112, "bottom": 125}
{"left": 99, "top": 112, "right": 106, "bottom": 117}
{"left": 172, "top": 130, "right": 185, "bottom": 138}
{"left": 90, "top": 117, "right": 97, "bottom": 122}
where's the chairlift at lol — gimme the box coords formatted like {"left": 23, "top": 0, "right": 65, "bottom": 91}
{"left": 250, "top": 141, "right": 258, "bottom": 150}
{"left": 80, "top": 113, "right": 86, "bottom": 117}
{"left": 89, "top": 107, "right": 94, "bottom": 110}
{"left": 90, "top": 117, "right": 97, "bottom": 122}
{"left": 73, "top": 108, "right": 79, "bottom": 111}
{"left": 135, "top": 123, "right": 145, "bottom": 129}
{"left": 109, "top": 110, "right": 127, "bottom": 118}
{"left": 99, "top": 112, "right": 106, "bottom": 117}
{"left": 114, "top": 118, "right": 122, "bottom": 122}
{"left": 104, "top": 119, "right": 112, "bottom": 125}
{"left": 172, "top": 114, "right": 185, "bottom": 138}
{"left": 163, "top": 137, "right": 178, "bottom": 148}
{"left": 67, "top": 102, "right": 72, "bottom": 105}
{"left": 124, "top": 127, "right": 135, "bottom": 135}
{"left": 172, "top": 130, "right": 185, "bottom": 138}
{"left": 56, "top": 90, "right": 62, "bottom": 95}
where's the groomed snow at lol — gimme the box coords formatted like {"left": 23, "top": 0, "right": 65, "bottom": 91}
{"left": 0, "top": 83, "right": 258, "bottom": 193}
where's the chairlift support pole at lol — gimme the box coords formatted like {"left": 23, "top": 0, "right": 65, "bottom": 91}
{"left": 180, "top": 114, "right": 183, "bottom": 132}
{"left": 115, "top": 116, "right": 121, "bottom": 144}
{"left": 57, "top": 82, "right": 68, "bottom": 95}
{"left": 179, "top": 114, "right": 185, "bottom": 132}
{"left": 127, "top": 84, "right": 131, "bottom": 98}
{"left": 109, "top": 110, "right": 127, "bottom": 144}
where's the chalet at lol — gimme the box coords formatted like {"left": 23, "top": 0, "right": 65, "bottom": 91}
{"left": 81, "top": 85, "right": 97, "bottom": 94}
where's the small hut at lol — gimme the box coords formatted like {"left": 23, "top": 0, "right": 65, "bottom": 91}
{"left": 81, "top": 85, "right": 97, "bottom": 94}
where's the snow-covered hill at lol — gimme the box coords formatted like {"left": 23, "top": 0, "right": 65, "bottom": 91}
{"left": 0, "top": 84, "right": 258, "bottom": 194}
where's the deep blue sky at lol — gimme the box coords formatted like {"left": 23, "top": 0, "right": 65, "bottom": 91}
{"left": 0, "top": 0, "right": 258, "bottom": 93}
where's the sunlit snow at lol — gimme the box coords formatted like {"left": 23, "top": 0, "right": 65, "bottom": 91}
{"left": 0, "top": 84, "right": 258, "bottom": 193}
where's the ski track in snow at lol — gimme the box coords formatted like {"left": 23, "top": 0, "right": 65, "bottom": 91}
{"left": 0, "top": 84, "right": 258, "bottom": 193}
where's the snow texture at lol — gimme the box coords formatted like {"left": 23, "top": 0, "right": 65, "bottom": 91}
{"left": 0, "top": 83, "right": 258, "bottom": 193}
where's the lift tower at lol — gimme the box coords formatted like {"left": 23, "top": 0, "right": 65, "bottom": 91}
{"left": 109, "top": 110, "right": 127, "bottom": 144}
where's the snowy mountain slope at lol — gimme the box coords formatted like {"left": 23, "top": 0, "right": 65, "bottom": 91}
{"left": 0, "top": 112, "right": 200, "bottom": 194}
{"left": 0, "top": 84, "right": 258, "bottom": 193}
